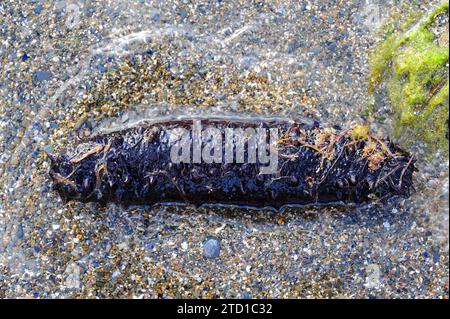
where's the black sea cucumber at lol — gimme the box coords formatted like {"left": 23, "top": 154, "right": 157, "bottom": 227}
{"left": 49, "top": 117, "right": 415, "bottom": 210}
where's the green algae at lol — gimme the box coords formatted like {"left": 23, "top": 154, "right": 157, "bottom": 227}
{"left": 350, "top": 124, "right": 370, "bottom": 140}
{"left": 369, "top": 1, "right": 449, "bottom": 153}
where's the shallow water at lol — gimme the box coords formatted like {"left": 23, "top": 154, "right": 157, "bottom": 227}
{"left": 0, "top": 0, "right": 448, "bottom": 298}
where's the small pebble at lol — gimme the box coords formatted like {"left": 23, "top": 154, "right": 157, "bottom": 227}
{"left": 203, "top": 239, "right": 220, "bottom": 259}
{"left": 35, "top": 70, "right": 52, "bottom": 81}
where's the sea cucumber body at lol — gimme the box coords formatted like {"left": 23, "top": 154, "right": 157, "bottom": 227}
{"left": 49, "top": 117, "right": 415, "bottom": 209}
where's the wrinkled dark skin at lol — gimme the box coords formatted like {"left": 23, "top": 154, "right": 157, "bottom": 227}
{"left": 49, "top": 117, "right": 415, "bottom": 210}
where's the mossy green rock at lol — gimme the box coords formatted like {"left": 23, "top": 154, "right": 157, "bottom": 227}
{"left": 369, "top": 1, "right": 449, "bottom": 153}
